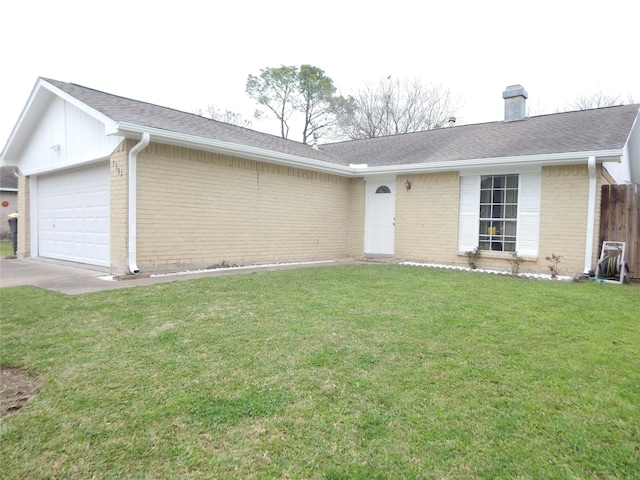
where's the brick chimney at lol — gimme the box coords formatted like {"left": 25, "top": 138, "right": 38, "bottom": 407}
{"left": 502, "top": 84, "right": 528, "bottom": 121}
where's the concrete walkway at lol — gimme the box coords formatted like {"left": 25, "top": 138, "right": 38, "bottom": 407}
{"left": 0, "top": 257, "right": 359, "bottom": 295}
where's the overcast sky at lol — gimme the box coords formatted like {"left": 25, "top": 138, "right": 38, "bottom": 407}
{"left": 2, "top": 0, "right": 638, "bottom": 148}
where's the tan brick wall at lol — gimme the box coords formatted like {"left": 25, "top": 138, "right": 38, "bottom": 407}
{"left": 395, "top": 172, "right": 464, "bottom": 265}
{"left": 538, "top": 164, "right": 592, "bottom": 275}
{"left": 133, "top": 143, "right": 351, "bottom": 272}
{"left": 392, "top": 168, "right": 605, "bottom": 276}
{"left": 347, "top": 178, "right": 365, "bottom": 257}
{"left": 16, "top": 173, "right": 29, "bottom": 258}
{"left": 109, "top": 141, "right": 132, "bottom": 274}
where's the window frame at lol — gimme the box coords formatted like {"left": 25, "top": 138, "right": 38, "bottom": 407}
{"left": 478, "top": 174, "right": 519, "bottom": 252}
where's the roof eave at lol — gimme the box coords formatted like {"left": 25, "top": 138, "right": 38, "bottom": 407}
{"left": 113, "top": 123, "right": 355, "bottom": 177}
{"left": 358, "top": 150, "right": 624, "bottom": 175}
{"left": 110, "top": 124, "right": 626, "bottom": 177}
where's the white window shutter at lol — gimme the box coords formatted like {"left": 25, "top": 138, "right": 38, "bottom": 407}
{"left": 458, "top": 175, "right": 480, "bottom": 252}
{"left": 517, "top": 173, "right": 541, "bottom": 256}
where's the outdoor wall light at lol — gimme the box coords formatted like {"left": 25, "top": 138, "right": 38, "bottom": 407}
{"left": 404, "top": 179, "right": 412, "bottom": 190}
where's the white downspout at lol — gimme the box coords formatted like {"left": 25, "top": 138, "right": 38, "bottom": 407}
{"left": 128, "top": 132, "right": 150, "bottom": 274}
{"left": 584, "top": 155, "right": 597, "bottom": 274}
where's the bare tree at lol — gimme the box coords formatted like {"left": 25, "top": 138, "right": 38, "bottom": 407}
{"left": 336, "top": 78, "right": 459, "bottom": 140}
{"left": 566, "top": 89, "right": 635, "bottom": 111}
{"left": 195, "top": 105, "right": 252, "bottom": 128}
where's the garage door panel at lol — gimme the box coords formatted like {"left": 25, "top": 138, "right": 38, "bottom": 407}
{"left": 37, "top": 163, "right": 110, "bottom": 267}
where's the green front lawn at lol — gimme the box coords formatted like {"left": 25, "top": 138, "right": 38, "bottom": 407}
{"left": 0, "top": 240, "right": 15, "bottom": 257}
{"left": 1, "top": 265, "right": 639, "bottom": 479}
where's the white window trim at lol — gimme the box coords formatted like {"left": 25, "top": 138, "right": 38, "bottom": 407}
{"left": 458, "top": 170, "right": 541, "bottom": 257}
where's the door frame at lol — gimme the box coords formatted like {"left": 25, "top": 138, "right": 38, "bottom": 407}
{"left": 364, "top": 175, "right": 396, "bottom": 256}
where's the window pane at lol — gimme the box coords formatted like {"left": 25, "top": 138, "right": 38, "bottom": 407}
{"left": 493, "top": 190, "right": 504, "bottom": 202}
{"left": 492, "top": 205, "right": 503, "bottom": 218}
{"left": 504, "top": 221, "right": 517, "bottom": 235}
{"left": 493, "top": 176, "right": 505, "bottom": 188}
{"left": 506, "top": 175, "right": 518, "bottom": 188}
{"left": 375, "top": 185, "right": 391, "bottom": 194}
{"left": 505, "top": 205, "right": 517, "bottom": 218}
{"left": 480, "top": 190, "right": 491, "bottom": 203}
{"left": 506, "top": 190, "right": 518, "bottom": 203}
{"left": 481, "top": 176, "right": 492, "bottom": 188}
{"left": 480, "top": 205, "right": 491, "bottom": 218}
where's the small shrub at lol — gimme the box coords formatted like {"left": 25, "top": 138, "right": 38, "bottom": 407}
{"left": 545, "top": 253, "right": 561, "bottom": 278}
{"left": 465, "top": 247, "right": 482, "bottom": 270}
{"left": 509, "top": 252, "right": 525, "bottom": 276}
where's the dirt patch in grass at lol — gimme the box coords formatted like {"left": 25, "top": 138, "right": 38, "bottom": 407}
{"left": 1, "top": 365, "right": 43, "bottom": 419}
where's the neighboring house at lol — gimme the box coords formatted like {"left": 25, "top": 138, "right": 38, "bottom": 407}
{"left": 0, "top": 165, "right": 18, "bottom": 240}
{"left": 1, "top": 78, "right": 638, "bottom": 277}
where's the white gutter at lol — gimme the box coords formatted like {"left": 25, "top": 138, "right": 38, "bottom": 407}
{"left": 112, "top": 123, "right": 355, "bottom": 177}
{"left": 128, "top": 132, "right": 150, "bottom": 274}
{"left": 111, "top": 123, "right": 625, "bottom": 178}
{"left": 584, "top": 156, "right": 597, "bottom": 274}
{"left": 359, "top": 150, "right": 623, "bottom": 176}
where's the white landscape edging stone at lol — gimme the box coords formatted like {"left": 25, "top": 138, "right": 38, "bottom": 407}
{"left": 399, "top": 261, "right": 573, "bottom": 281}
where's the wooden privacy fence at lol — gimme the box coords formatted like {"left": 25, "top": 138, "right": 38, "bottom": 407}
{"left": 599, "top": 184, "right": 640, "bottom": 280}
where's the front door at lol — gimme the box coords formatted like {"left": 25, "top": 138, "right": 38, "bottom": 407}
{"left": 365, "top": 180, "right": 396, "bottom": 255}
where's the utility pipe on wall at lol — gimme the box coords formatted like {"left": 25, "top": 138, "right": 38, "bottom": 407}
{"left": 128, "top": 132, "right": 150, "bottom": 274}
{"left": 584, "top": 156, "right": 597, "bottom": 274}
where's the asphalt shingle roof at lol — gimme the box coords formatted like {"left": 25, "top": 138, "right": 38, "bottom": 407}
{"left": 44, "top": 78, "right": 346, "bottom": 165}
{"left": 45, "top": 78, "right": 639, "bottom": 168}
{"left": 323, "top": 105, "right": 640, "bottom": 166}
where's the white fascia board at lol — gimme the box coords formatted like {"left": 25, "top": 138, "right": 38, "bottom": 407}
{"left": 113, "top": 123, "right": 355, "bottom": 177}
{"left": 0, "top": 80, "right": 44, "bottom": 163}
{"left": 358, "top": 150, "right": 624, "bottom": 176}
{"left": 19, "top": 153, "right": 113, "bottom": 177}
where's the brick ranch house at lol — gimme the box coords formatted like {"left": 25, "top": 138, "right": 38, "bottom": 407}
{"left": 1, "top": 78, "right": 639, "bottom": 277}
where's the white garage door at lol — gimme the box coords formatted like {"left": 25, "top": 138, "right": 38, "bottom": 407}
{"left": 37, "top": 162, "right": 110, "bottom": 266}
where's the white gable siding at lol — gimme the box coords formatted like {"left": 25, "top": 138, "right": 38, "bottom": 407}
{"left": 17, "top": 96, "right": 123, "bottom": 175}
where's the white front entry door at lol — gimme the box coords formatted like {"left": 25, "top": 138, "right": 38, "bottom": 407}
{"left": 36, "top": 162, "right": 110, "bottom": 266}
{"left": 365, "top": 180, "right": 396, "bottom": 255}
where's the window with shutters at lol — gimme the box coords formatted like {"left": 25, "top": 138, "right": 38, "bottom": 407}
{"left": 478, "top": 174, "right": 518, "bottom": 252}
{"left": 458, "top": 172, "right": 540, "bottom": 257}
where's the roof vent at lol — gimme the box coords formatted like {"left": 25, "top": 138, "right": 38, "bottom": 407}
{"left": 502, "top": 84, "right": 528, "bottom": 121}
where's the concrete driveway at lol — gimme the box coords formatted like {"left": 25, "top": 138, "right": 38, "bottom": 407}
{"left": 0, "top": 257, "right": 353, "bottom": 295}
{"left": 0, "top": 257, "right": 146, "bottom": 294}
